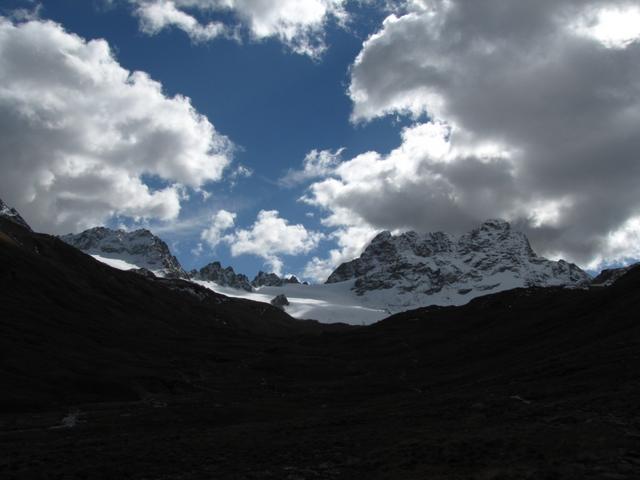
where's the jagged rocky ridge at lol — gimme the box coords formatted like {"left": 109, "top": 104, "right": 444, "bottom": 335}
{"left": 0, "top": 198, "right": 31, "bottom": 231}
{"left": 327, "top": 219, "right": 591, "bottom": 311}
{"left": 251, "top": 272, "right": 300, "bottom": 288}
{"left": 191, "top": 262, "right": 253, "bottom": 292}
{"left": 591, "top": 263, "right": 639, "bottom": 287}
{"left": 270, "top": 294, "right": 290, "bottom": 310}
{"left": 252, "top": 271, "right": 284, "bottom": 287}
{"left": 194, "top": 268, "right": 305, "bottom": 294}
{"left": 60, "top": 227, "right": 188, "bottom": 279}
{"left": 57, "top": 224, "right": 300, "bottom": 292}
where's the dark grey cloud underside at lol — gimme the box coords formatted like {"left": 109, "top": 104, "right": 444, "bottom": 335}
{"left": 339, "top": 0, "right": 640, "bottom": 265}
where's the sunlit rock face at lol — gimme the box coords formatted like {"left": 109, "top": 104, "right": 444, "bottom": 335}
{"left": 192, "top": 262, "right": 253, "bottom": 292}
{"left": 327, "top": 219, "right": 590, "bottom": 311}
{"left": 60, "top": 227, "right": 188, "bottom": 279}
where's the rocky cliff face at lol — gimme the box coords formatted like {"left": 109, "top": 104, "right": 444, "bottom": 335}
{"left": 285, "top": 275, "right": 300, "bottom": 284}
{"left": 191, "top": 261, "right": 253, "bottom": 292}
{"left": 326, "top": 219, "right": 590, "bottom": 311}
{"left": 591, "top": 263, "right": 638, "bottom": 287}
{"left": 0, "top": 198, "right": 31, "bottom": 231}
{"left": 60, "top": 227, "right": 188, "bottom": 279}
{"left": 270, "top": 294, "right": 290, "bottom": 310}
{"left": 252, "top": 271, "right": 285, "bottom": 288}
{"left": 251, "top": 272, "right": 301, "bottom": 288}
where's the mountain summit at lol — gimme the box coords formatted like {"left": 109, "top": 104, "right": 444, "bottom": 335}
{"left": 60, "top": 227, "right": 188, "bottom": 279}
{"left": 191, "top": 261, "right": 253, "bottom": 291}
{"left": 326, "top": 219, "right": 590, "bottom": 311}
{"left": 0, "top": 198, "right": 31, "bottom": 231}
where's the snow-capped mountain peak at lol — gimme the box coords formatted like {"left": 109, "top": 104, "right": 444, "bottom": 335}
{"left": 60, "top": 227, "right": 188, "bottom": 278}
{"left": 326, "top": 219, "right": 590, "bottom": 312}
{"left": 0, "top": 198, "right": 31, "bottom": 231}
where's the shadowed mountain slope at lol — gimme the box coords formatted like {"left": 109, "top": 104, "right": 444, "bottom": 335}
{"left": 0, "top": 217, "right": 344, "bottom": 410}
{"left": 1, "top": 215, "right": 639, "bottom": 479}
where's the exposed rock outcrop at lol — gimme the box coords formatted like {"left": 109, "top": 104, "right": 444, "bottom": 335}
{"left": 252, "top": 271, "right": 284, "bottom": 288}
{"left": 60, "top": 227, "right": 188, "bottom": 279}
{"left": 0, "top": 198, "right": 31, "bottom": 231}
{"left": 192, "top": 261, "right": 253, "bottom": 292}
{"left": 270, "top": 294, "right": 290, "bottom": 310}
{"left": 591, "top": 263, "right": 639, "bottom": 287}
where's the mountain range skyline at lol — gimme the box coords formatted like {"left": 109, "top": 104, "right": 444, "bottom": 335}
{"left": 0, "top": 196, "right": 605, "bottom": 326}
{"left": 57, "top": 214, "right": 593, "bottom": 285}
{"left": 1, "top": 0, "right": 639, "bottom": 281}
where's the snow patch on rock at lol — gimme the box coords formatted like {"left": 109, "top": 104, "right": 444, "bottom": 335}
{"left": 60, "top": 227, "right": 188, "bottom": 278}
{"left": 0, "top": 198, "right": 32, "bottom": 231}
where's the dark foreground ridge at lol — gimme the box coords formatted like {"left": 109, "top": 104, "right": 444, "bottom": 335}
{"left": 1, "top": 217, "right": 639, "bottom": 479}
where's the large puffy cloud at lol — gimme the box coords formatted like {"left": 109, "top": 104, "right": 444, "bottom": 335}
{"left": 304, "top": 0, "right": 640, "bottom": 275}
{"left": 224, "top": 210, "right": 323, "bottom": 275}
{"left": 304, "top": 122, "right": 518, "bottom": 232}
{"left": 130, "top": 0, "right": 347, "bottom": 57}
{"left": 0, "top": 18, "right": 232, "bottom": 234}
{"left": 200, "top": 209, "right": 236, "bottom": 247}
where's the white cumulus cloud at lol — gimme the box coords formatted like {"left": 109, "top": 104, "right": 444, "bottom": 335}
{"left": 201, "top": 209, "right": 236, "bottom": 247}
{"left": 303, "top": 0, "right": 640, "bottom": 269}
{"left": 0, "top": 17, "right": 233, "bottom": 234}
{"left": 135, "top": 0, "right": 229, "bottom": 42}
{"left": 225, "top": 210, "right": 323, "bottom": 275}
{"left": 129, "top": 0, "right": 347, "bottom": 57}
{"left": 572, "top": 4, "right": 640, "bottom": 49}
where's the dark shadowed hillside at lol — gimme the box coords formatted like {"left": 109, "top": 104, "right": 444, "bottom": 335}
{"left": 0, "top": 217, "right": 346, "bottom": 410}
{"left": 1, "top": 218, "right": 639, "bottom": 479}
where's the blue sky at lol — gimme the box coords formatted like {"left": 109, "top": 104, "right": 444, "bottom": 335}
{"left": 1, "top": 0, "right": 408, "bottom": 277}
{"left": 1, "top": 0, "right": 639, "bottom": 280}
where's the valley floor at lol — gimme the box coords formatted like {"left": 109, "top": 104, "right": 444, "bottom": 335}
{"left": 2, "top": 352, "right": 639, "bottom": 480}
